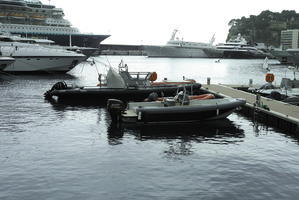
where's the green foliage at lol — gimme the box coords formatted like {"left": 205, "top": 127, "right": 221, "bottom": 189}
{"left": 227, "top": 10, "right": 299, "bottom": 47}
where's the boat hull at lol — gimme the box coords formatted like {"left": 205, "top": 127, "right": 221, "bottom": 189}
{"left": 9, "top": 32, "right": 110, "bottom": 48}
{"left": 109, "top": 98, "right": 246, "bottom": 125}
{"left": 221, "top": 50, "right": 267, "bottom": 59}
{"left": 0, "top": 44, "right": 87, "bottom": 73}
{"left": 3, "top": 56, "right": 86, "bottom": 73}
{"left": 46, "top": 83, "right": 202, "bottom": 105}
{"left": 143, "top": 45, "right": 209, "bottom": 58}
{"left": 130, "top": 99, "right": 245, "bottom": 123}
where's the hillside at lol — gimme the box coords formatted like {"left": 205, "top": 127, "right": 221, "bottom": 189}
{"left": 227, "top": 10, "right": 299, "bottom": 47}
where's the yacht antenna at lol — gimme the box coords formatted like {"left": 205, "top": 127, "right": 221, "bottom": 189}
{"left": 48, "top": 0, "right": 51, "bottom": 5}
{"left": 170, "top": 29, "right": 178, "bottom": 40}
{"left": 209, "top": 34, "right": 215, "bottom": 45}
{"left": 105, "top": 56, "right": 112, "bottom": 68}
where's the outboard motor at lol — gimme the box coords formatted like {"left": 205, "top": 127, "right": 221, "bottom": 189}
{"left": 164, "top": 98, "right": 176, "bottom": 107}
{"left": 44, "top": 81, "right": 68, "bottom": 99}
{"left": 107, "top": 99, "right": 126, "bottom": 123}
{"left": 144, "top": 92, "right": 158, "bottom": 102}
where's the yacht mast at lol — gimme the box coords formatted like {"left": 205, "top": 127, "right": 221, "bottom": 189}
{"left": 170, "top": 29, "right": 178, "bottom": 40}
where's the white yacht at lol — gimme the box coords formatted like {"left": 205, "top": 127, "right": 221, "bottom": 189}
{"left": 216, "top": 34, "right": 268, "bottom": 59}
{"left": 0, "top": 34, "right": 86, "bottom": 73}
{"left": 143, "top": 29, "right": 221, "bottom": 58}
{"left": 0, "top": 56, "right": 15, "bottom": 71}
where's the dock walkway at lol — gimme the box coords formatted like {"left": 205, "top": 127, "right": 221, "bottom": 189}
{"left": 202, "top": 84, "right": 299, "bottom": 133}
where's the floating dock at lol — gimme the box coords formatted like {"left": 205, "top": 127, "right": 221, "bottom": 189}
{"left": 202, "top": 84, "right": 299, "bottom": 134}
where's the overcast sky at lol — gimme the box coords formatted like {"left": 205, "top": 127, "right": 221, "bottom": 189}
{"left": 49, "top": 0, "right": 298, "bottom": 45}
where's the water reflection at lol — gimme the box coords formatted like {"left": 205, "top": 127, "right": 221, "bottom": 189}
{"left": 251, "top": 118, "right": 299, "bottom": 143}
{"left": 0, "top": 73, "right": 76, "bottom": 82}
{"left": 107, "top": 119, "right": 245, "bottom": 144}
{"left": 107, "top": 119, "right": 245, "bottom": 159}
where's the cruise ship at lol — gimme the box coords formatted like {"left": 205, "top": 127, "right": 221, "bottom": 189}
{"left": 0, "top": 0, "right": 110, "bottom": 47}
{"left": 143, "top": 29, "right": 222, "bottom": 58}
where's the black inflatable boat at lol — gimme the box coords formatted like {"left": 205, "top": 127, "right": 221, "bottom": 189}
{"left": 107, "top": 93, "right": 246, "bottom": 125}
{"left": 44, "top": 63, "right": 201, "bottom": 104}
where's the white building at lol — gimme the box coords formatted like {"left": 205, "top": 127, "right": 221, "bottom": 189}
{"left": 281, "top": 29, "right": 299, "bottom": 50}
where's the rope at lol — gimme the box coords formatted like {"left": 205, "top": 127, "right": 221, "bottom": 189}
{"left": 105, "top": 56, "right": 112, "bottom": 68}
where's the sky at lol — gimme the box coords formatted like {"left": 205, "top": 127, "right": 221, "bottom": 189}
{"left": 48, "top": 0, "right": 298, "bottom": 45}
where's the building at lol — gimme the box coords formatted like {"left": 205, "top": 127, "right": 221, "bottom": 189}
{"left": 281, "top": 29, "right": 299, "bottom": 50}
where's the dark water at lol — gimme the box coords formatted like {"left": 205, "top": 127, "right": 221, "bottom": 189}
{"left": 1, "top": 56, "right": 299, "bottom": 200}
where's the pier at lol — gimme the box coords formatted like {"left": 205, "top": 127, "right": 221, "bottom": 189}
{"left": 98, "top": 44, "right": 146, "bottom": 56}
{"left": 202, "top": 84, "right": 299, "bottom": 134}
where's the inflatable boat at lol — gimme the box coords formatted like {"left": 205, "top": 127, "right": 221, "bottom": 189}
{"left": 250, "top": 77, "right": 299, "bottom": 106}
{"left": 44, "top": 61, "right": 201, "bottom": 104}
{"left": 107, "top": 92, "right": 246, "bottom": 124}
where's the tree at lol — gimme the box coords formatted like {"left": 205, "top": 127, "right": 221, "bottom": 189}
{"left": 227, "top": 10, "right": 299, "bottom": 47}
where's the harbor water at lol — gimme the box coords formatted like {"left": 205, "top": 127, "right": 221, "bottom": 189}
{"left": 1, "top": 56, "right": 299, "bottom": 200}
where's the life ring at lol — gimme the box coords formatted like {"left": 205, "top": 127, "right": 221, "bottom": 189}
{"left": 189, "top": 94, "right": 215, "bottom": 100}
{"left": 149, "top": 72, "right": 157, "bottom": 82}
{"left": 265, "top": 73, "right": 275, "bottom": 83}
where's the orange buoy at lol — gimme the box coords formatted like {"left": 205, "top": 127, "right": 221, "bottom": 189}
{"left": 265, "top": 73, "right": 275, "bottom": 83}
{"left": 149, "top": 72, "right": 158, "bottom": 82}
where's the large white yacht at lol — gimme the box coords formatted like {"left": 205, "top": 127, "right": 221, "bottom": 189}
{"left": 215, "top": 34, "right": 269, "bottom": 59}
{"left": 0, "top": 33, "right": 86, "bottom": 73}
{"left": 0, "top": 0, "right": 109, "bottom": 47}
{"left": 143, "top": 29, "right": 222, "bottom": 58}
